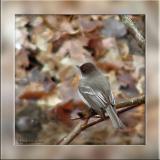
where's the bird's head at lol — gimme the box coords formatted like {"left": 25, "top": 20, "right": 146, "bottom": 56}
{"left": 77, "top": 62, "right": 97, "bottom": 76}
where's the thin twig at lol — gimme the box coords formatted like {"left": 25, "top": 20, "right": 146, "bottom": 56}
{"left": 58, "top": 121, "right": 84, "bottom": 145}
{"left": 59, "top": 95, "right": 145, "bottom": 145}
{"left": 82, "top": 104, "right": 140, "bottom": 130}
{"left": 120, "top": 15, "right": 145, "bottom": 50}
{"left": 116, "top": 95, "right": 145, "bottom": 109}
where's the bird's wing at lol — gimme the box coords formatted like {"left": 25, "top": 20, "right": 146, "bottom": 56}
{"left": 101, "top": 76, "right": 115, "bottom": 106}
{"left": 77, "top": 88, "right": 92, "bottom": 108}
{"left": 78, "top": 86, "right": 95, "bottom": 96}
{"left": 78, "top": 85, "right": 105, "bottom": 114}
{"left": 108, "top": 90, "right": 116, "bottom": 106}
{"left": 79, "top": 84, "right": 111, "bottom": 108}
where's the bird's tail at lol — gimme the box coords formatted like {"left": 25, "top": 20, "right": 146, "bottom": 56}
{"left": 106, "top": 105, "right": 125, "bottom": 129}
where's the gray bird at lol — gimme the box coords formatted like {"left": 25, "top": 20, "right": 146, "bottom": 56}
{"left": 77, "top": 62, "right": 125, "bottom": 129}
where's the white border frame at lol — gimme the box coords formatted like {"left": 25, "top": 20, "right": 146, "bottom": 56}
{"left": 1, "top": 1, "right": 159, "bottom": 159}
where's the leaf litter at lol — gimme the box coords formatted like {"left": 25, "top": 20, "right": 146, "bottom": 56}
{"left": 15, "top": 15, "right": 145, "bottom": 145}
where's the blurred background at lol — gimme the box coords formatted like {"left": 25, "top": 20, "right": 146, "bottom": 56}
{"left": 1, "top": 1, "right": 159, "bottom": 159}
{"left": 14, "top": 14, "right": 145, "bottom": 145}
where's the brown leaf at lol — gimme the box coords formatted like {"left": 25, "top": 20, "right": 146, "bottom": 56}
{"left": 19, "top": 82, "right": 55, "bottom": 100}
{"left": 86, "top": 37, "right": 105, "bottom": 59}
{"left": 49, "top": 101, "right": 75, "bottom": 126}
{"left": 97, "top": 62, "right": 122, "bottom": 73}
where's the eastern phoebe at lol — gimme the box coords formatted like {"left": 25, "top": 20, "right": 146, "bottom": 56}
{"left": 77, "top": 62, "right": 125, "bottom": 129}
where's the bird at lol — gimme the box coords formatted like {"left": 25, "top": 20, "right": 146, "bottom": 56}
{"left": 77, "top": 62, "right": 125, "bottom": 129}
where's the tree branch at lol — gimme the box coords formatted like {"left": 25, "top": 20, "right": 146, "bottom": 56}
{"left": 59, "top": 95, "right": 145, "bottom": 145}
{"left": 119, "top": 15, "right": 145, "bottom": 50}
{"left": 116, "top": 95, "right": 145, "bottom": 109}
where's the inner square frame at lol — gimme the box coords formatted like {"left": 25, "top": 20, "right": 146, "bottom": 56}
{"left": 14, "top": 14, "right": 146, "bottom": 145}
{"left": 1, "top": 1, "right": 159, "bottom": 159}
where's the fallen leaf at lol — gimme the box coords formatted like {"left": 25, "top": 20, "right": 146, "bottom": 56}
{"left": 19, "top": 82, "right": 56, "bottom": 100}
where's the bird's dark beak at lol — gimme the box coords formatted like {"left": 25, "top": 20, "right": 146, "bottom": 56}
{"left": 76, "top": 65, "right": 80, "bottom": 69}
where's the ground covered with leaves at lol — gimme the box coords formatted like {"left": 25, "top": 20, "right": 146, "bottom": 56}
{"left": 15, "top": 15, "right": 145, "bottom": 145}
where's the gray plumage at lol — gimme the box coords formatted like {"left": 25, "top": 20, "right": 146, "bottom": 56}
{"left": 78, "top": 62, "right": 125, "bottom": 129}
